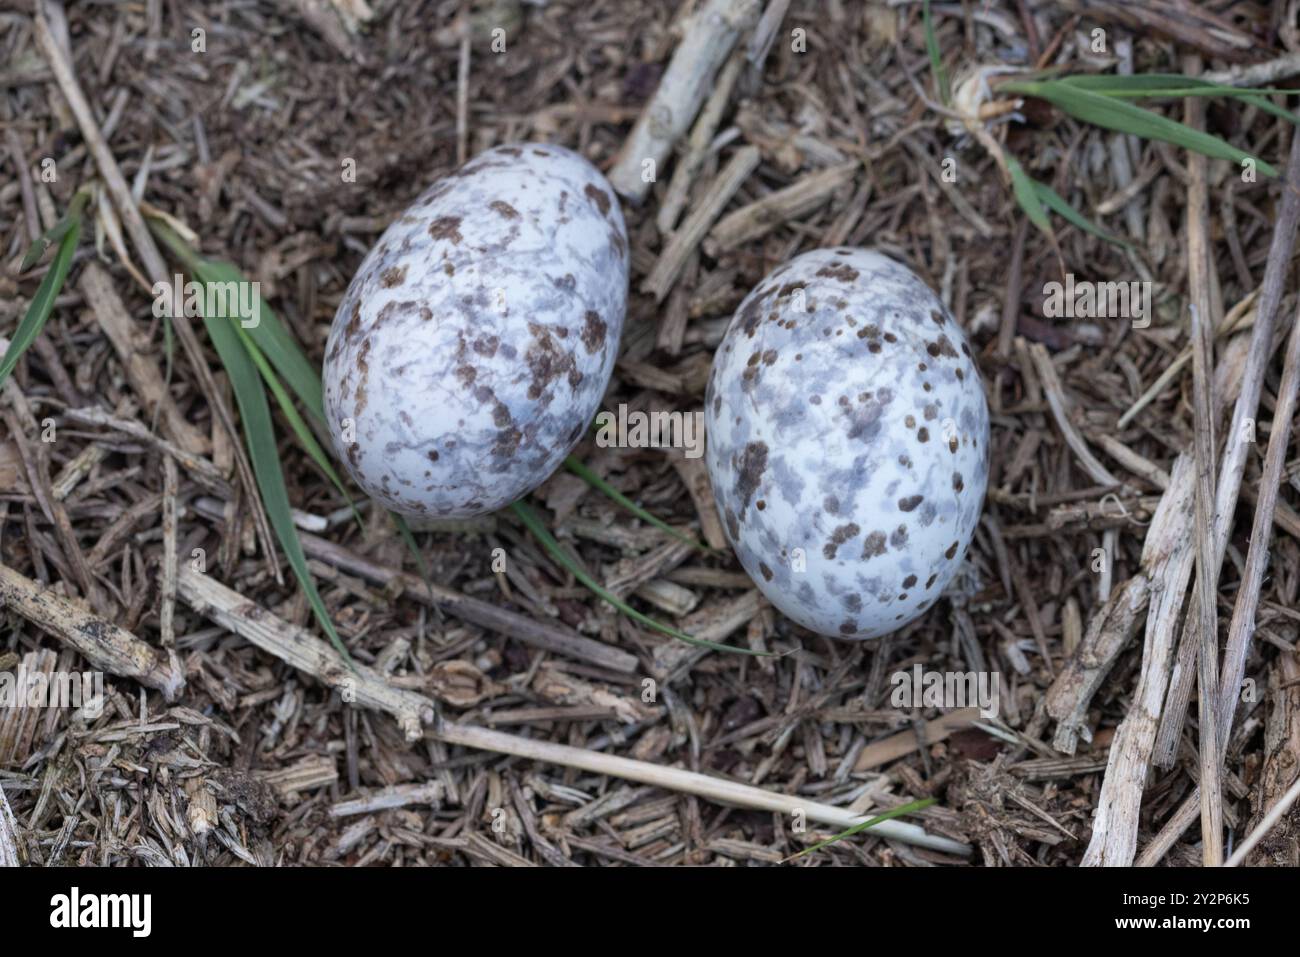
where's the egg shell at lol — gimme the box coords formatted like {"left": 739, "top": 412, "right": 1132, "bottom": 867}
{"left": 323, "top": 144, "right": 629, "bottom": 518}
{"left": 704, "top": 248, "right": 990, "bottom": 639}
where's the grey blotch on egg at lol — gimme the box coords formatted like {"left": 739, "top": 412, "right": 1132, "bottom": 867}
{"left": 323, "top": 143, "right": 629, "bottom": 518}
{"left": 705, "top": 248, "right": 990, "bottom": 639}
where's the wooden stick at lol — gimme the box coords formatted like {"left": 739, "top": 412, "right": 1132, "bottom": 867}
{"left": 0, "top": 782, "right": 19, "bottom": 867}
{"left": 330, "top": 782, "right": 445, "bottom": 818}
{"left": 176, "top": 568, "right": 968, "bottom": 855}
{"left": 1027, "top": 343, "right": 1122, "bottom": 487}
{"left": 1116, "top": 290, "right": 1258, "bottom": 430}
{"left": 1, "top": 399, "right": 102, "bottom": 614}
{"left": 63, "top": 406, "right": 229, "bottom": 496}
{"left": 1224, "top": 772, "right": 1300, "bottom": 867}
{"left": 642, "top": 145, "right": 760, "bottom": 302}
{"left": 0, "top": 561, "right": 184, "bottom": 701}
{"left": 746, "top": 0, "right": 792, "bottom": 68}
{"left": 852, "top": 709, "right": 979, "bottom": 771}
{"left": 1080, "top": 453, "right": 1196, "bottom": 866}
{"left": 176, "top": 565, "right": 434, "bottom": 741}
{"left": 5, "top": 129, "right": 40, "bottom": 245}
{"left": 1054, "top": 0, "right": 1256, "bottom": 61}
{"left": 1241, "top": 653, "right": 1300, "bottom": 864}
{"left": 1153, "top": 126, "right": 1300, "bottom": 768}
{"left": 1093, "top": 434, "right": 1170, "bottom": 489}
{"left": 78, "top": 262, "right": 207, "bottom": 455}
{"left": 32, "top": 11, "right": 276, "bottom": 575}
{"left": 1217, "top": 300, "right": 1300, "bottom": 759}
{"left": 1183, "top": 76, "right": 1224, "bottom": 865}
{"left": 433, "top": 722, "right": 971, "bottom": 856}
{"left": 160, "top": 455, "right": 178, "bottom": 648}
{"left": 1134, "top": 795, "right": 1198, "bottom": 867}
{"left": 1204, "top": 52, "right": 1300, "bottom": 87}
{"left": 189, "top": 496, "right": 638, "bottom": 674}
{"left": 607, "top": 0, "right": 761, "bottom": 203}
{"left": 1087, "top": 131, "right": 1300, "bottom": 867}
{"left": 1045, "top": 575, "right": 1149, "bottom": 754}
{"left": 997, "top": 221, "right": 1029, "bottom": 360}
{"left": 656, "top": 51, "right": 746, "bottom": 233}
{"left": 706, "top": 160, "right": 859, "bottom": 253}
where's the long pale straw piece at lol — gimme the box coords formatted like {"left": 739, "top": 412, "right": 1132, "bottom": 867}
{"left": 177, "top": 566, "right": 971, "bottom": 857}
{"left": 434, "top": 722, "right": 972, "bottom": 857}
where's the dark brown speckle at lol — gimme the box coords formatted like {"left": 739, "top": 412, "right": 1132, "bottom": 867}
{"left": 584, "top": 183, "right": 612, "bottom": 216}
{"left": 822, "top": 522, "right": 861, "bottom": 559}
{"left": 581, "top": 311, "right": 607, "bottom": 354}
{"left": 861, "top": 531, "right": 887, "bottom": 559}
{"left": 428, "top": 216, "right": 463, "bottom": 244}
{"left": 734, "top": 441, "right": 769, "bottom": 511}
{"left": 817, "top": 263, "right": 859, "bottom": 282}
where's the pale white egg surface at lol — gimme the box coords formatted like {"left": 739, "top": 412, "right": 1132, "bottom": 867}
{"left": 323, "top": 144, "right": 628, "bottom": 518}
{"left": 705, "top": 248, "right": 989, "bottom": 639}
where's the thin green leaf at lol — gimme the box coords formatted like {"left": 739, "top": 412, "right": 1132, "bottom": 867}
{"left": 563, "top": 456, "right": 712, "bottom": 553}
{"left": 19, "top": 220, "right": 72, "bottom": 273}
{"left": 1056, "top": 73, "right": 1230, "bottom": 93}
{"left": 150, "top": 219, "right": 326, "bottom": 425}
{"left": 1004, "top": 153, "right": 1052, "bottom": 237}
{"left": 785, "top": 797, "right": 938, "bottom": 861}
{"left": 922, "top": 0, "right": 950, "bottom": 106}
{"left": 232, "top": 321, "right": 361, "bottom": 527}
{"left": 1032, "top": 179, "right": 1131, "bottom": 249}
{"left": 510, "top": 499, "right": 769, "bottom": 656}
{"left": 18, "top": 189, "right": 90, "bottom": 273}
{"left": 197, "top": 286, "right": 353, "bottom": 667}
{"left": 0, "top": 215, "right": 82, "bottom": 389}
{"left": 1001, "top": 79, "right": 1278, "bottom": 176}
{"left": 195, "top": 259, "right": 326, "bottom": 425}
{"left": 1055, "top": 74, "right": 1292, "bottom": 96}
{"left": 1052, "top": 73, "right": 1300, "bottom": 126}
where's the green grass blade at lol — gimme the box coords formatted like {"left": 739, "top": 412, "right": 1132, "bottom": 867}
{"left": 1052, "top": 73, "right": 1300, "bottom": 125}
{"left": 1, "top": 215, "right": 82, "bottom": 389}
{"left": 1101, "top": 92, "right": 1297, "bottom": 125}
{"left": 510, "top": 499, "right": 769, "bottom": 656}
{"left": 232, "top": 321, "right": 361, "bottom": 526}
{"left": 784, "top": 797, "right": 938, "bottom": 861}
{"left": 194, "top": 259, "right": 326, "bottom": 425}
{"left": 563, "top": 456, "right": 712, "bottom": 553}
{"left": 922, "top": 0, "right": 950, "bottom": 106}
{"left": 19, "top": 219, "right": 74, "bottom": 273}
{"left": 1055, "top": 73, "right": 1220, "bottom": 94}
{"left": 197, "top": 288, "right": 353, "bottom": 666}
{"left": 150, "top": 219, "right": 326, "bottom": 425}
{"left": 1032, "top": 179, "right": 1131, "bottom": 249}
{"left": 1055, "top": 74, "right": 1292, "bottom": 96}
{"left": 1001, "top": 79, "right": 1278, "bottom": 176}
{"left": 1005, "top": 153, "right": 1052, "bottom": 237}
{"left": 17, "top": 189, "right": 90, "bottom": 273}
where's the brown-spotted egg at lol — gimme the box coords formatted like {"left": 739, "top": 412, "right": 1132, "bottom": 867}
{"left": 323, "top": 144, "right": 628, "bottom": 517}
{"left": 705, "top": 248, "right": 989, "bottom": 639}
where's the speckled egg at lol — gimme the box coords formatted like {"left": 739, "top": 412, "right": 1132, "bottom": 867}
{"left": 323, "top": 144, "right": 629, "bottom": 518}
{"left": 705, "top": 248, "right": 989, "bottom": 639}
